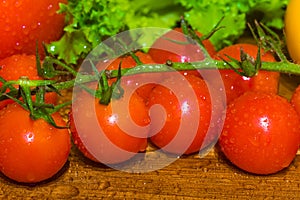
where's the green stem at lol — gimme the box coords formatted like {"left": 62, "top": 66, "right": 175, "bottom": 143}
{"left": 256, "top": 61, "right": 300, "bottom": 74}
{"left": 52, "top": 74, "right": 99, "bottom": 90}
{"left": 107, "top": 59, "right": 300, "bottom": 78}
{"left": 50, "top": 58, "right": 78, "bottom": 76}
{"left": 53, "top": 79, "right": 76, "bottom": 90}
{"left": 50, "top": 59, "right": 300, "bottom": 93}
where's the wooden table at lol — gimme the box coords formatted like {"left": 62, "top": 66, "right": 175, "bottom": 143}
{"left": 1, "top": 74, "right": 300, "bottom": 199}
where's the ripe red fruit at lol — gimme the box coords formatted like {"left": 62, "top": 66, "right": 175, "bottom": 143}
{"left": 147, "top": 75, "right": 213, "bottom": 155}
{"left": 214, "top": 43, "right": 280, "bottom": 103}
{"left": 0, "top": 103, "right": 70, "bottom": 183}
{"left": 148, "top": 27, "right": 216, "bottom": 77}
{"left": 0, "top": 0, "right": 67, "bottom": 59}
{"left": 219, "top": 92, "right": 300, "bottom": 175}
{"left": 149, "top": 27, "right": 216, "bottom": 64}
{"left": 69, "top": 89, "right": 149, "bottom": 164}
{"left": 0, "top": 54, "right": 58, "bottom": 109}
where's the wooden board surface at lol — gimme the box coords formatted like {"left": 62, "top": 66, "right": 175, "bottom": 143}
{"left": 1, "top": 74, "right": 300, "bottom": 199}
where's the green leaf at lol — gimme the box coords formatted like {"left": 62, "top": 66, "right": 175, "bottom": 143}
{"left": 47, "top": 0, "right": 288, "bottom": 65}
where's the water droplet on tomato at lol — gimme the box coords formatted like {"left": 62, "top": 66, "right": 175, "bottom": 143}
{"left": 222, "top": 130, "right": 228, "bottom": 137}
{"left": 2, "top": 0, "right": 8, "bottom": 7}
{"left": 47, "top": 4, "right": 53, "bottom": 10}
{"left": 14, "top": 42, "right": 22, "bottom": 50}
{"left": 26, "top": 173, "right": 36, "bottom": 182}
{"left": 21, "top": 25, "right": 30, "bottom": 35}
{"left": 14, "top": 1, "right": 22, "bottom": 8}
{"left": 24, "top": 132, "right": 35, "bottom": 143}
{"left": 229, "top": 138, "right": 235, "bottom": 144}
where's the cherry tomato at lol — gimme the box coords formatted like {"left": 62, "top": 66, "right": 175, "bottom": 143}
{"left": 285, "top": 0, "right": 300, "bottom": 63}
{"left": 149, "top": 27, "right": 216, "bottom": 64}
{"left": 214, "top": 43, "right": 280, "bottom": 103}
{"left": 148, "top": 27, "right": 216, "bottom": 77}
{"left": 219, "top": 92, "right": 300, "bottom": 175}
{"left": 0, "top": 103, "right": 70, "bottom": 183}
{"left": 0, "top": 54, "right": 58, "bottom": 109}
{"left": 0, "top": 0, "right": 66, "bottom": 59}
{"left": 147, "top": 74, "right": 213, "bottom": 155}
{"left": 69, "top": 88, "right": 150, "bottom": 164}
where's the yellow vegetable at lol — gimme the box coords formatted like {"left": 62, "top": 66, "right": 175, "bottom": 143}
{"left": 285, "top": 0, "right": 300, "bottom": 64}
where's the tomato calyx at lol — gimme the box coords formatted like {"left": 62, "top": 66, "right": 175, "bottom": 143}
{"left": 220, "top": 46, "right": 262, "bottom": 77}
{"left": 98, "top": 64, "right": 124, "bottom": 105}
{"left": 0, "top": 77, "right": 70, "bottom": 128}
{"left": 80, "top": 58, "right": 124, "bottom": 105}
{"left": 217, "top": 20, "right": 290, "bottom": 78}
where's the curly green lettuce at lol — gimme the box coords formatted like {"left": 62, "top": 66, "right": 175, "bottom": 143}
{"left": 47, "top": 0, "right": 288, "bottom": 65}
{"left": 47, "top": 0, "right": 129, "bottom": 64}
{"left": 177, "top": 0, "right": 289, "bottom": 49}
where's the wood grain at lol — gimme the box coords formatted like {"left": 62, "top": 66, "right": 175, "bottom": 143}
{"left": 1, "top": 74, "right": 300, "bottom": 200}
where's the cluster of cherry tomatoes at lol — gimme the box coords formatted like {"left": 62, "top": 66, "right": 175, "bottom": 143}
{"left": 0, "top": 0, "right": 70, "bottom": 184}
{"left": 69, "top": 28, "right": 299, "bottom": 176}
{"left": 1, "top": 0, "right": 300, "bottom": 184}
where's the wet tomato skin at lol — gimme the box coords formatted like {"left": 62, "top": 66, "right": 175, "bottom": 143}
{"left": 149, "top": 27, "right": 216, "bottom": 64}
{"left": 69, "top": 89, "right": 150, "bottom": 164}
{"left": 0, "top": 0, "right": 67, "bottom": 59}
{"left": 148, "top": 27, "right": 216, "bottom": 77}
{"left": 0, "top": 103, "right": 70, "bottom": 183}
{"left": 219, "top": 92, "right": 300, "bottom": 175}
{"left": 147, "top": 74, "right": 212, "bottom": 155}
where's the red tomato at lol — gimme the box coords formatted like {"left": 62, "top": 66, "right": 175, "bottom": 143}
{"left": 214, "top": 43, "right": 280, "bottom": 103}
{"left": 0, "top": 103, "right": 70, "bottom": 183}
{"left": 100, "top": 51, "right": 163, "bottom": 101}
{"left": 148, "top": 27, "right": 216, "bottom": 77}
{"left": 69, "top": 87, "right": 150, "bottom": 164}
{"left": 147, "top": 74, "right": 213, "bottom": 155}
{"left": 0, "top": 54, "right": 58, "bottom": 109}
{"left": 0, "top": 0, "right": 66, "bottom": 59}
{"left": 149, "top": 27, "right": 216, "bottom": 63}
{"left": 219, "top": 92, "right": 300, "bottom": 175}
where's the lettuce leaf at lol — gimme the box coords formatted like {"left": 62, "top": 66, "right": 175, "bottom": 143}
{"left": 177, "top": 0, "right": 288, "bottom": 49}
{"left": 47, "top": 0, "right": 129, "bottom": 64}
{"left": 47, "top": 0, "right": 288, "bottom": 65}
